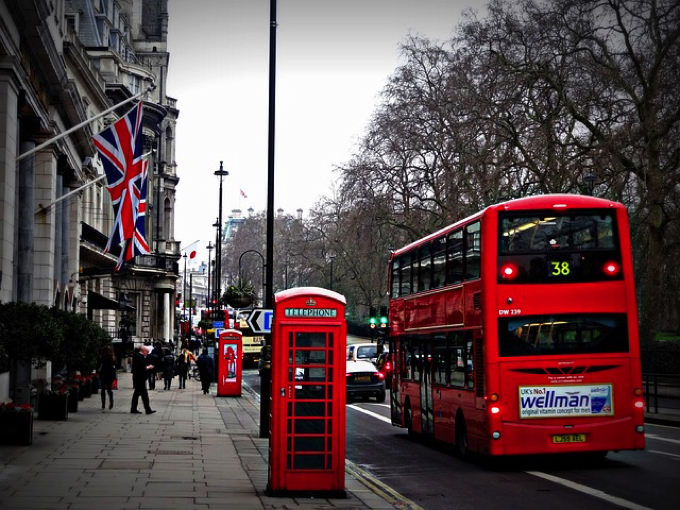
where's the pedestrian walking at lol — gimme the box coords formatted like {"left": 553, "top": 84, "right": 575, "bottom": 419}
{"left": 175, "top": 347, "right": 195, "bottom": 389}
{"left": 146, "top": 343, "right": 159, "bottom": 390}
{"left": 98, "top": 345, "right": 117, "bottom": 410}
{"left": 161, "top": 348, "right": 175, "bottom": 390}
{"left": 130, "top": 345, "right": 156, "bottom": 414}
{"left": 196, "top": 348, "right": 214, "bottom": 394}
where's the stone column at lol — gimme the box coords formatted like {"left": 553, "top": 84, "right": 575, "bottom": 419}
{"left": 0, "top": 75, "right": 18, "bottom": 303}
{"left": 33, "top": 149, "right": 57, "bottom": 306}
{"left": 164, "top": 291, "right": 171, "bottom": 341}
{"left": 17, "top": 139, "right": 35, "bottom": 304}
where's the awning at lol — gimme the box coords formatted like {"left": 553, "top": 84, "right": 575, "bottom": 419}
{"left": 87, "top": 291, "right": 135, "bottom": 311}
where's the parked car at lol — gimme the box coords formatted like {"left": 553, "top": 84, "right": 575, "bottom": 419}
{"left": 346, "top": 360, "right": 386, "bottom": 403}
{"left": 346, "top": 342, "right": 388, "bottom": 364}
{"left": 375, "top": 351, "right": 393, "bottom": 387}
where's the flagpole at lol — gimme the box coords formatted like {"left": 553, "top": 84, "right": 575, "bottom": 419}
{"left": 16, "top": 84, "right": 156, "bottom": 162}
{"left": 34, "top": 149, "right": 154, "bottom": 214}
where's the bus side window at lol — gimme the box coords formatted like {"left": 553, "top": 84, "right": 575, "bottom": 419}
{"left": 391, "top": 258, "right": 401, "bottom": 298}
{"left": 465, "top": 222, "right": 481, "bottom": 279}
{"left": 419, "top": 243, "right": 432, "bottom": 292}
{"left": 465, "top": 337, "right": 474, "bottom": 390}
{"left": 432, "top": 237, "right": 447, "bottom": 289}
{"left": 400, "top": 254, "right": 412, "bottom": 296}
{"left": 432, "top": 334, "right": 447, "bottom": 385}
{"left": 447, "top": 230, "right": 464, "bottom": 284}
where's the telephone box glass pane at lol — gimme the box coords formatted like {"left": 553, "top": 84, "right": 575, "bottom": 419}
{"left": 294, "top": 419, "right": 324, "bottom": 434}
{"left": 295, "top": 402, "right": 325, "bottom": 416}
{"left": 295, "top": 437, "right": 325, "bottom": 452}
{"left": 294, "top": 454, "right": 324, "bottom": 469}
{"left": 295, "top": 349, "right": 327, "bottom": 365}
{"left": 295, "top": 332, "right": 327, "bottom": 347}
{"left": 294, "top": 385, "right": 326, "bottom": 399}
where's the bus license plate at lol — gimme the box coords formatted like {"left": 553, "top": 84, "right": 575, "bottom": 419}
{"left": 552, "top": 434, "right": 586, "bottom": 444}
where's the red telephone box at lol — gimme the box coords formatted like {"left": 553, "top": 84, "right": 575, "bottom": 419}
{"left": 268, "top": 287, "right": 347, "bottom": 497}
{"left": 217, "top": 329, "right": 242, "bottom": 396}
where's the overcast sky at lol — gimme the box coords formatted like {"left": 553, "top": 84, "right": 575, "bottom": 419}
{"left": 167, "top": 0, "right": 486, "bottom": 266}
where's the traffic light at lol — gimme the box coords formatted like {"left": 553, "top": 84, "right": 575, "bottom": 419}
{"left": 369, "top": 306, "right": 377, "bottom": 329}
{"left": 369, "top": 317, "right": 377, "bottom": 329}
{"left": 379, "top": 306, "right": 388, "bottom": 327}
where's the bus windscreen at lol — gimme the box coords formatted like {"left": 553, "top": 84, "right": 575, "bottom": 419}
{"left": 498, "top": 314, "right": 629, "bottom": 356}
{"left": 498, "top": 212, "right": 622, "bottom": 283}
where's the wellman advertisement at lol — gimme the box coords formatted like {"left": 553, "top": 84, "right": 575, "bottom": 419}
{"left": 519, "top": 384, "right": 613, "bottom": 419}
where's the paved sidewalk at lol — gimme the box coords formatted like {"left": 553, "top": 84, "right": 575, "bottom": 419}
{"left": 0, "top": 372, "right": 397, "bottom": 510}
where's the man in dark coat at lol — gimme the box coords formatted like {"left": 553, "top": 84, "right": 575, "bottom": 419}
{"left": 196, "top": 348, "right": 214, "bottom": 394}
{"left": 130, "top": 345, "right": 156, "bottom": 414}
{"left": 161, "top": 349, "right": 175, "bottom": 390}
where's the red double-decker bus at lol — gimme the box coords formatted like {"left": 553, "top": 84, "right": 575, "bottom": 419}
{"left": 388, "top": 194, "right": 645, "bottom": 457}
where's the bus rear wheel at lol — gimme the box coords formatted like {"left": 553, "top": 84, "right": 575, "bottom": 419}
{"left": 455, "top": 414, "right": 468, "bottom": 460}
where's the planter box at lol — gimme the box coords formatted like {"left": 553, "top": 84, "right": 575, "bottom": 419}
{"left": 0, "top": 411, "right": 33, "bottom": 445}
{"left": 38, "top": 393, "right": 69, "bottom": 420}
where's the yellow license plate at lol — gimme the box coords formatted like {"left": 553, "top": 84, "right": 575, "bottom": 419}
{"left": 552, "top": 434, "right": 586, "bottom": 444}
{"left": 354, "top": 376, "right": 371, "bottom": 383}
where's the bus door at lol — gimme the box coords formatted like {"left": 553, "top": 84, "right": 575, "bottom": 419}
{"left": 432, "top": 334, "right": 454, "bottom": 443}
{"left": 419, "top": 339, "right": 434, "bottom": 436}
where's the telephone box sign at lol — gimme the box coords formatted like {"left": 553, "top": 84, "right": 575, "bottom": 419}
{"left": 284, "top": 308, "right": 337, "bottom": 318}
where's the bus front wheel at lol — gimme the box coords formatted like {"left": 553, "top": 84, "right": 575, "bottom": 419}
{"left": 455, "top": 413, "right": 468, "bottom": 459}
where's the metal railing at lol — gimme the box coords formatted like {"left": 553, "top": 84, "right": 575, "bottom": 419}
{"left": 642, "top": 373, "right": 680, "bottom": 414}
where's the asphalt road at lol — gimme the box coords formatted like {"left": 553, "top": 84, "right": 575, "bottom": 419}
{"left": 244, "top": 369, "right": 680, "bottom": 510}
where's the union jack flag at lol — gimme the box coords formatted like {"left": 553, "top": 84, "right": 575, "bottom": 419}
{"left": 92, "top": 101, "right": 150, "bottom": 271}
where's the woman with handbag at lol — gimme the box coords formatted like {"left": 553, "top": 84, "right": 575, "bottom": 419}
{"left": 98, "top": 345, "right": 118, "bottom": 410}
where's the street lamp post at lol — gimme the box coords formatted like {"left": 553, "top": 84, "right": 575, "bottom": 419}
{"left": 212, "top": 217, "right": 220, "bottom": 307}
{"left": 182, "top": 252, "right": 188, "bottom": 336}
{"left": 214, "top": 161, "right": 229, "bottom": 310}
{"left": 189, "top": 272, "right": 193, "bottom": 337}
{"left": 206, "top": 242, "right": 213, "bottom": 309}
{"left": 238, "top": 249, "right": 265, "bottom": 307}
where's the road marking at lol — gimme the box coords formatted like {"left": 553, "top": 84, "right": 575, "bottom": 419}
{"left": 645, "top": 433, "right": 680, "bottom": 445}
{"left": 346, "top": 459, "right": 424, "bottom": 510}
{"left": 526, "top": 471, "right": 653, "bottom": 510}
{"left": 348, "top": 404, "right": 392, "bottom": 424}
{"left": 365, "top": 403, "right": 390, "bottom": 408}
{"left": 648, "top": 449, "right": 680, "bottom": 460}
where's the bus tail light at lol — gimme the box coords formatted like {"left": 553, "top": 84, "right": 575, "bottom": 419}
{"left": 500, "top": 263, "right": 518, "bottom": 281}
{"left": 603, "top": 261, "right": 621, "bottom": 276}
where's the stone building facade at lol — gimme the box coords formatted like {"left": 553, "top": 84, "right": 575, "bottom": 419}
{"left": 0, "top": 0, "right": 180, "bottom": 399}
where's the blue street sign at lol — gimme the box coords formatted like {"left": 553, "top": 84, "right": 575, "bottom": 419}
{"left": 213, "top": 321, "right": 224, "bottom": 328}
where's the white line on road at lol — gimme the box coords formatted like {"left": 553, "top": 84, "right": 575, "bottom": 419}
{"left": 645, "top": 433, "right": 680, "bottom": 445}
{"left": 648, "top": 449, "right": 680, "bottom": 459}
{"left": 347, "top": 404, "right": 392, "bottom": 424}
{"left": 526, "top": 471, "right": 653, "bottom": 510}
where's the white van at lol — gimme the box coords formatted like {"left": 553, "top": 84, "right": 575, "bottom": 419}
{"left": 346, "top": 342, "right": 388, "bottom": 364}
